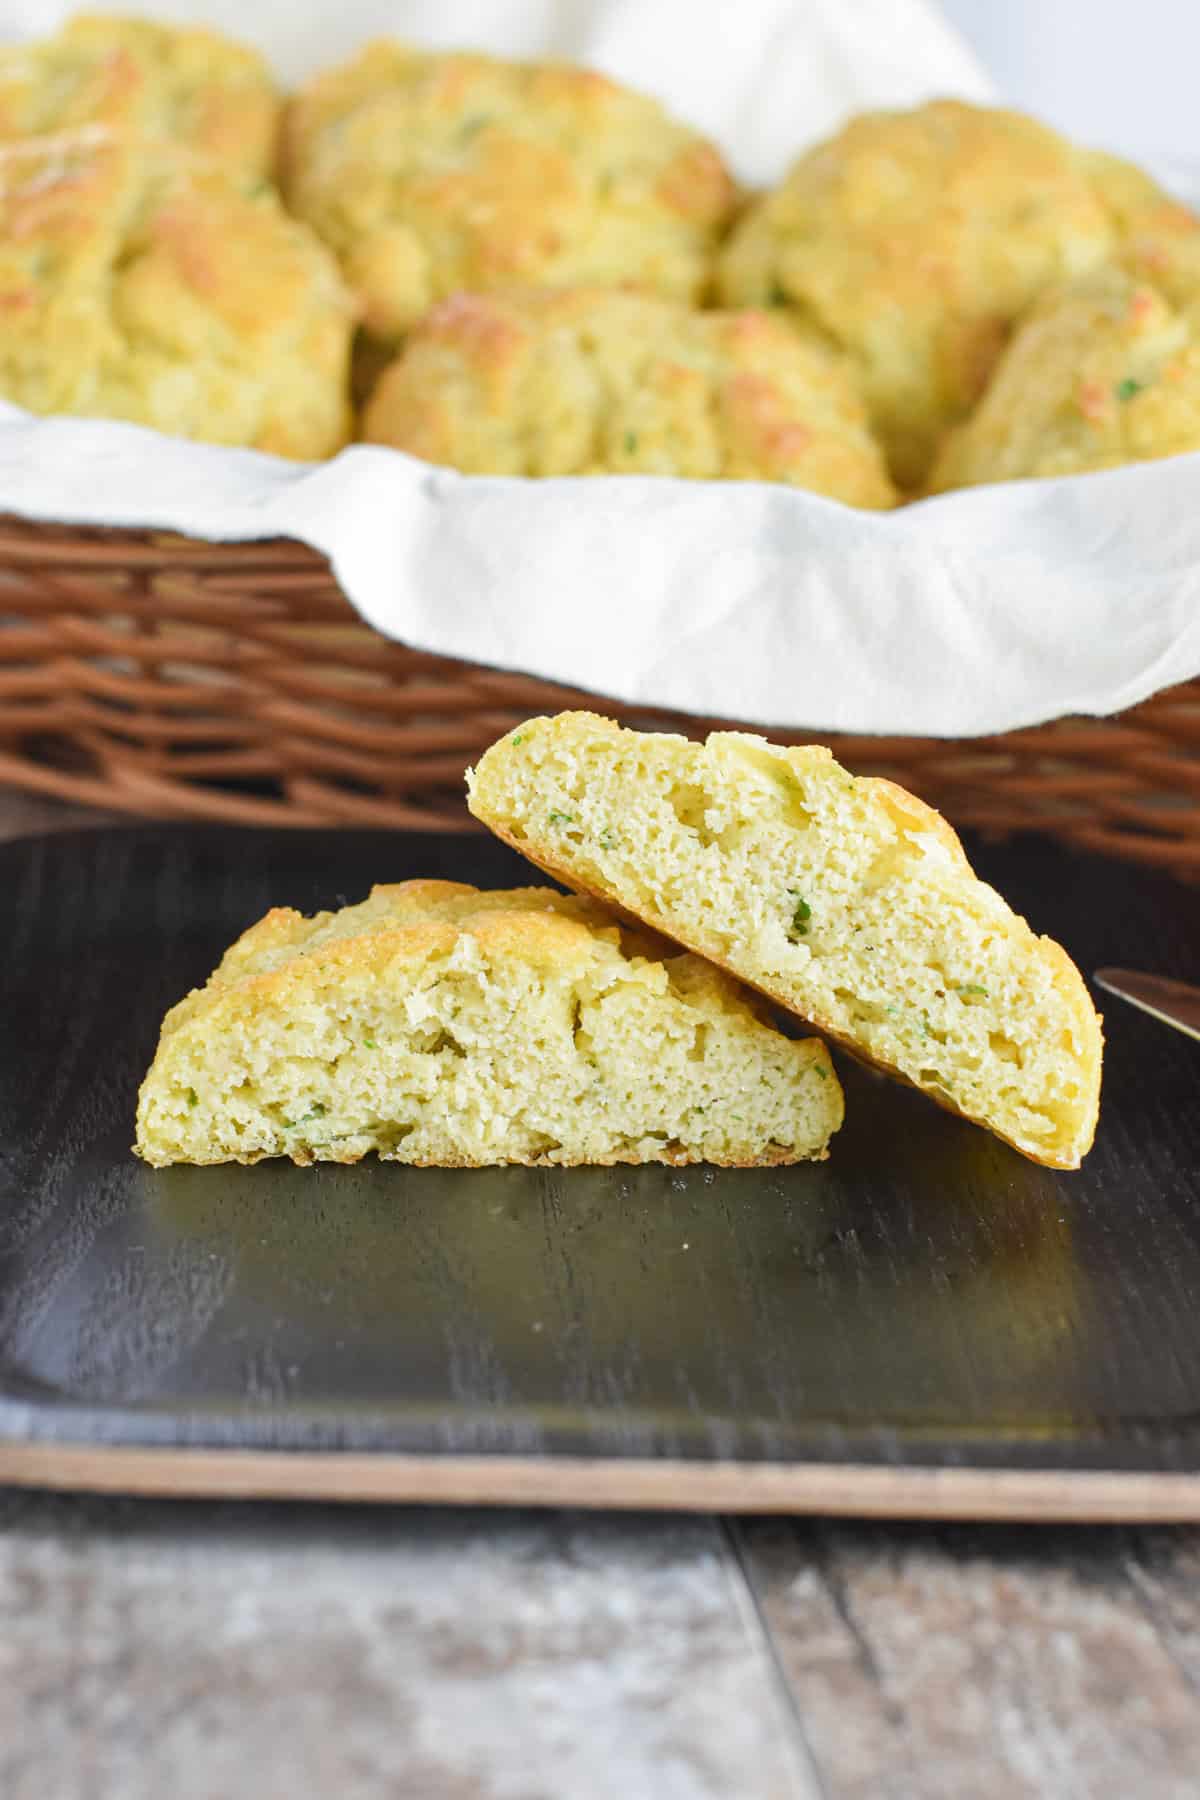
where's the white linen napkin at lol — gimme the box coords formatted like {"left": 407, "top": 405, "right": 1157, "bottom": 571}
{"left": 3, "top": 0, "right": 1198, "bottom": 738}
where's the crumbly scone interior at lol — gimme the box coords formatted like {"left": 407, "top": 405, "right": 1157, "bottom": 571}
{"left": 468, "top": 719, "right": 1102, "bottom": 1167}
{"left": 281, "top": 41, "right": 737, "bottom": 341}
{"left": 135, "top": 882, "right": 841, "bottom": 1168}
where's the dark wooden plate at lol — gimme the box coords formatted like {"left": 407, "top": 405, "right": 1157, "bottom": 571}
{"left": 2, "top": 825, "right": 1198, "bottom": 1519}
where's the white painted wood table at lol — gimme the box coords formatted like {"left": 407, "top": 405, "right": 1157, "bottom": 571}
{"left": 3, "top": 794, "right": 1199, "bottom": 1800}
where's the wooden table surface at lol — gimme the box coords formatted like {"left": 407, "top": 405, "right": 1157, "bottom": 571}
{"left": 3, "top": 792, "right": 1199, "bottom": 1800}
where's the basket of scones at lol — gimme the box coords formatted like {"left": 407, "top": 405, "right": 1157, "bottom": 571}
{"left": 0, "top": 6, "right": 1197, "bottom": 874}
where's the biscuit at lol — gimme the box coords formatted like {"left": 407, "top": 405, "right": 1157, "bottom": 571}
{"left": 717, "top": 101, "right": 1119, "bottom": 488}
{"left": 362, "top": 287, "right": 896, "bottom": 504}
{"left": 0, "top": 132, "right": 353, "bottom": 458}
{"left": 282, "top": 40, "right": 738, "bottom": 342}
{"left": 929, "top": 269, "right": 1200, "bottom": 490}
{"left": 0, "top": 12, "right": 279, "bottom": 176}
{"left": 468, "top": 714, "right": 1103, "bottom": 1169}
{"left": 134, "top": 879, "right": 843, "bottom": 1168}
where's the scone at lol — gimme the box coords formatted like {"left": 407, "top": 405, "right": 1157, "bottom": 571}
{"left": 282, "top": 41, "right": 738, "bottom": 343}
{"left": 930, "top": 269, "right": 1200, "bottom": 491}
{"left": 467, "top": 715, "right": 1103, "bottom": 1169}
{"left": 135, "top": 880, "right": 843, "bottom": 1168}
{"left": 717, "top": 101, "right": 1120, "bottom": 488}
{"left": 362, "top": 288, "right": 896, "bottom": 504}
{"left": 0, "top": 132, "right": 352, "bottom": 458}
{"left": 0, "top": 13, "right": 278, "bottom": 176}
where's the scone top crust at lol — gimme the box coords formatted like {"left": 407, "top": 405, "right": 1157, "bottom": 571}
{"left": 136, "top": 878, "right": 842, "bottom": 1170}
{"left": 362, "top": 286, "right": 896, "bottom": 505}
{"left": 718, "top": 100, "right": 1120, "bottom": 488}
{"left": 930, "top": 267, "right": 1200, "bottom": 491}
{"left": 162, "top": 880, "right": 660, "bottom": 1036}
{"left": 282, "top": 40, "right": 738, "bottom": 340}
{"left": 468, "top": 713, "right": 1104, "bottom": 1169}
{"left": 0, "top": 13, "right": 279, "bottom": 176}
{"left": 159, "top": 878, "right": 789, "bottom": 1044}
{"left": 0, "top": 130, "right": 352, "bottom": 457}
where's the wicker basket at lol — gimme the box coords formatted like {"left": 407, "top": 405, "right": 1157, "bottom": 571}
{"left": 1, "top": 512, "right": 1197, "bottom": 875}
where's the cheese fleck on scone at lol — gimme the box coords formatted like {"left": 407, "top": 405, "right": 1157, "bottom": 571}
{"left": 468, "top": 715, "right": 1103, "bottom": 1169}
{"left": 0, "top": 132, "right": 353, "bottom": 458}
{"left": 0, "top": 13, "right": 279, "bottom": 176}
{"left": 362, "top": 287, "right": 896, "bottom": 504}
{"left": 930, "top": 269, "right": 1200, "bottom": 490}
{"left": 718, "top": 101, "right": 1121, "bottom": 488}
{"left": 282, "top": 40, "right": 738, "bottom": 342}
{"left": 135, "top": 880, "right": 843, "bottom": 1168}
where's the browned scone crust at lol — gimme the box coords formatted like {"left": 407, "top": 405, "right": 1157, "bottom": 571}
{"left": 362, "top": 286, "right": 896, "bottom": 504}
{"left": 282, "top": 40, "right": 738, "bottom": 342}
{"left": 0, "top": 12, "right": 279, "bottom": 176}
{"left": 468, "top": 714, "right": 1104, "bottom": 1169}
{"left": 135, "top": 879, "right": 843, "bottom": 1168}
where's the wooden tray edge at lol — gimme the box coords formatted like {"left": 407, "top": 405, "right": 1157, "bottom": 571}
{"left": 3, "top": 1444, "right": 1199, "bottom": 1521}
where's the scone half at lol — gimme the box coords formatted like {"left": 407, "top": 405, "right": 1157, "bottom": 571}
{"left": 467, "top": 715, "right": 1103, "bottom": 1169}
{"left": 135, "top": 880, "right": 842, "bottom": 1168}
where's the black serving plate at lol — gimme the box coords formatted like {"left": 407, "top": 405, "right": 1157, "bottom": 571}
{"left": 1, "top": 824, "right": 1198, "bottom": 1518}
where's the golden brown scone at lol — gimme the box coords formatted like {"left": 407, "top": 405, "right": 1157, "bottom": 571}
{"left": 0, "top": 13, "right": 279, "bottom": 176}
{"left": 929, "top": 268, "right": 1200, "bottom": 490}
{"left": 468, "top": 714, "right": 1104, "bottom": 1170}
{"left": 717, "top": 101, "right": 1120, "bottom": 488}
{"left": 134, "top": 879, "right": 843, "bottom": 1168}
{"left": 282, "top": 40, "right": 738, "bottom": 343}
{"left": 0, "top": 131, "right": 353, "bottom": 458}
{"left": 362, "top": 287, "right": 896, "bottom": 504}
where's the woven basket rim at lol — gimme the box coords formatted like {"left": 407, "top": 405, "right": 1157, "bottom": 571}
{"left": 0, "top": 512, "right": 1196, "bottom": 875}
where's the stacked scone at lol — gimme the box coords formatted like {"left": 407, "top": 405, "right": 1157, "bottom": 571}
{"left": 9, "top": 12, "right": 1198, "bottom": 492}
{"left": 136, "top": 715, "right": 1102, "bottom": 1172}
